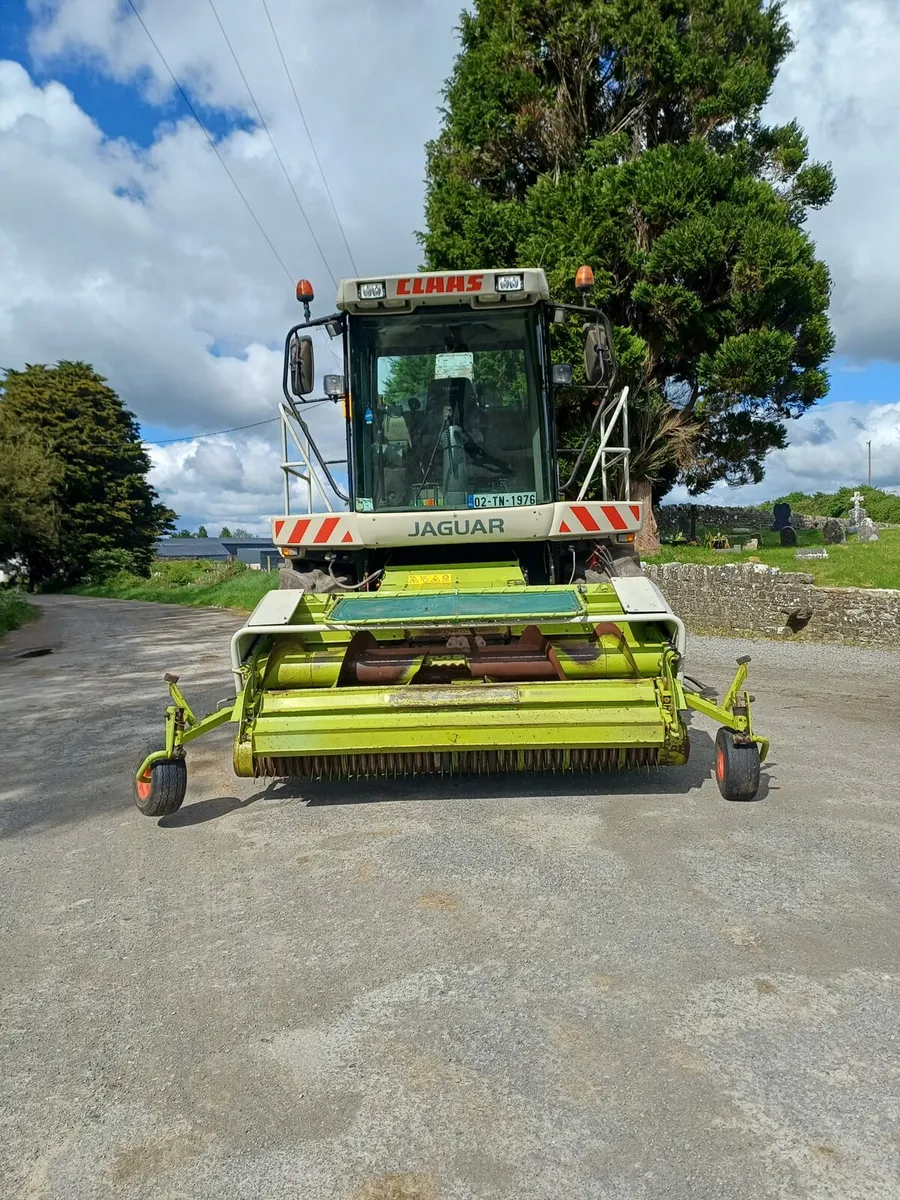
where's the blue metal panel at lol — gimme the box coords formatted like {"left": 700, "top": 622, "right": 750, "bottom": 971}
{"left": 330, "top": 590, "right": 583, "bottom": 624}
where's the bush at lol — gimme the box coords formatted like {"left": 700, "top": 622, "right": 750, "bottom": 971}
{"left": 150, "top": 559, "right": 207, "bottom": 588}
{"left": 767, "top": 486, "right": 900, "bottom": 522}
{"left": 83, "top": 547, "right": 146, "bottom": 584}
{"left": 0, "top": 588, "right": 36, "bottom": 635}
{"left": 194, "top": 559, "right": 248, "bottom": 586}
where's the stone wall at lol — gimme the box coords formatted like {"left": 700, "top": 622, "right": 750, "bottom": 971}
{"left": 644, "top": 561, "right": 900, "bottom": 648}
{"left": 653, "top": 505, "right": 896, "bottom": 536}
{"left": 655, "top": 504, "right": 772, "bottom": 536}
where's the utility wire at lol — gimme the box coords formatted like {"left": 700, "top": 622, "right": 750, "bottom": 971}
{"left": 206, "top": 0, "right": 338, "bottom": 289}
{"left": 147, "top": 417, "right": 278, "bottom": 445}
{"left": 125, "top": 3, "right": 342, "bottom": 423}
{"left": 125, "top": 0, "right": 294, "bottom": 287}
{"left": 260, "top": 0, "right": 360, "bottom": 276}
{"left": 143, "top": 402, "right": 331, "bottom": 447}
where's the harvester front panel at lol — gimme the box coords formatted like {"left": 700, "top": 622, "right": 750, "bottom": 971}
{"left": 226, "top": 566, "right": 690, "bottom": 781}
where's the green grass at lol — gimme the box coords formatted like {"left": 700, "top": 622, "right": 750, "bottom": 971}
{"left": 0, "top": 588, "right": 38, "bottom": 636}
{"left": 72, "top": 558, "right": 278, "bottom": 611}
{"left": 647, "top": 528, "right": 900, "bottom": 589}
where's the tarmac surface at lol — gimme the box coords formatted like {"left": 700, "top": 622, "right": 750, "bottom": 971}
{"left": 1, "top": 594, "right": 899, "bottom": 1200}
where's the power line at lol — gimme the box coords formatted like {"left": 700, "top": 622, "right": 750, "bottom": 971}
{"left": 125, "top": 0, "right": 294, "bottom": 287}
{"left": 143, "top": 403, "right": 331, "bottom": 447}
{"left": 206, "top": 0, "right": 338, "bottom": 289}
{"left": 147, "top": 417, "right": 278, "bottom": 445}
{"left": 260, "top": 0, "right": 360, "bottom": 276}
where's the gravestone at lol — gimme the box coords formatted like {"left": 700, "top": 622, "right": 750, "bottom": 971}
{"left": 743, "top": 537, "right": 759, "bottom": 551}
{"left": 822, "top": 517, "right": 845, "bottom": 544}
{"left": 858, "top": 516, "right": 880, "bottom": 543}
{"left": 780, "top": 525, "right": 797, "bottom": 547}
{"left": 796, "top": 548, "right": 828, "bottom": 560}
{"left": 772, "top": 502, "right": 791, "bottom": 531}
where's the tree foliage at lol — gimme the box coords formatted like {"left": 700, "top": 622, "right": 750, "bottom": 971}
{"left": 0, "top": 425, "right": 61, "bottom": 569}
{"left": 0, "top": 362, "right": 175, "bottom": 584}
{"left": 422, "top": 0, "right": 835, "bottom": 496}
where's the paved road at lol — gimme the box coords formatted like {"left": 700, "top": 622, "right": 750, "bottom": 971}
{"left": 1, "top": 596, "right": 899, "bottom": 1200}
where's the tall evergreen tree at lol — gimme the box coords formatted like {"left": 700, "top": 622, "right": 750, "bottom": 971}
{"left": 0, "top": 425, "right": 61, "bottom": 574}
{"left": 0, "top": 361, "right": 175, "bottom": 583}
{"left": 422, "top": 0, "right": 835, "bottom": 545}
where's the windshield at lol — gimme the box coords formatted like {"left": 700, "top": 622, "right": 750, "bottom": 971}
{"left": 347, "top": 306, "right": 551, "bottom": 512}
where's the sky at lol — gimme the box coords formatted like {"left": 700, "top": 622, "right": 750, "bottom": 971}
{"left": 2, "top": 0, "right": 900, "bottom": 531}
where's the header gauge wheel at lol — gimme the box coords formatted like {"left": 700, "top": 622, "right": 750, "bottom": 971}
{"left": 714, "top": 728, "right": 761, "bottom": 802}
{"left": 134, "top": 746, "right": 187, "bottom": 817}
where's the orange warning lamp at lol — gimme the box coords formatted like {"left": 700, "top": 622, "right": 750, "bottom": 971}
{"left": 575, "top": 264, "right": 594, "bottom": 295}
{"left": 296, "top": 278, "right": 315, "bottom": 321}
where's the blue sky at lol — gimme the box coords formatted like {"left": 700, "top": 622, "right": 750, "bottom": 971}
{"left": 3, "top": 0, "right": 900, "bottom": 528}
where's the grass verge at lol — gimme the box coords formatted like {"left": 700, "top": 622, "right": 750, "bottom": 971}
{"left": 0, "top": 589, "right": 38, "bottom": 636}
{"left": 646, "top": 529, "right": 900, "bottom": 590}
{"left": 72, "top": 559, "right": 278, "bottom": 612}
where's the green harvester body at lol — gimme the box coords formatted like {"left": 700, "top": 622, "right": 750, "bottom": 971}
{"left": 136, "top": 266, "right": 768, "bottom": 809}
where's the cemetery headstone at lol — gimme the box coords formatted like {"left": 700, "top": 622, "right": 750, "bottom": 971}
{"left": 822, "top": 517, "right": 845, "bottom": 544}
{"left": 858, "top": 516, "right": 880, "bottom": 543}
{"left": 772, "top": 502, "right": 791, "bottom": 531}
{"left": 743, "top": 537, "right": 759, "bottom": 551}
{"left": 780, "top": 526, "right": 797, "bottom": 547}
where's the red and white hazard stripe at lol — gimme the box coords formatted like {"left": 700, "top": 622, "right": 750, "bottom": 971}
{"left": 272, "top": 515, "right": 359, "bottom": 547}
{"left": 556, "top": 502, "right": 642, "bottom": 536}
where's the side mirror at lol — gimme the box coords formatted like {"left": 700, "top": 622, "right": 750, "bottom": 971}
{"left": 289, "top": 334, "right": 315, "bottom": 397}
{"left": 324, "top": 373, "right": 345, "bottom": 399}
{"left": 551, "top": 363, "right": 574, "bottom": 386}
{"left": 584, "top": 324, "right": 609, "bottom": 386}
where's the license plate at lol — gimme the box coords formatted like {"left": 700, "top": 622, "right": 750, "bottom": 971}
{"left": 467, "top": 492, "right": 536, "bottom": 508}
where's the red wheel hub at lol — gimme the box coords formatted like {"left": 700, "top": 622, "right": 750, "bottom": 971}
{"left": 715, "top": 746, "right": 725, "bottom": 781}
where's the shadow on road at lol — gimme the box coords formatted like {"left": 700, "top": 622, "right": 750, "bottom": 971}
{"left": 158, "top": 794, "right": 255, "bottom": 828}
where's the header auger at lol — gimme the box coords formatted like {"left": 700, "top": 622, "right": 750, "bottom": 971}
{"left": 134, "top": 266, "right": 768, "bottom": 817}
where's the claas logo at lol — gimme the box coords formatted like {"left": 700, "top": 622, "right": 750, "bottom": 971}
{"left": 396, "top": 274, "right": 485, "bottom": 296}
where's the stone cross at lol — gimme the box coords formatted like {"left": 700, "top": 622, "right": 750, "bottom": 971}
{"left": 852, "top": 490, "right": 865, "bottom": 527}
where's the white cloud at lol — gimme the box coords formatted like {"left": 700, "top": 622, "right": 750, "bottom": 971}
{"left": 1, "top": 0, "right": 459, "bottom": 524}
{"left": 768, "top": 0, "right": 900, "bottom": 362}
{"left": 668, "top": 401, "right": 900, "bottom": 505}
{"left": 146, "top": 401, "right": 349, "bottom": 532}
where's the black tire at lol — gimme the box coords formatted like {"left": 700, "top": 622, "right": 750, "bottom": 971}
{"left": 714, "top": 728, "right": 761, "bottom": 802}
{"left": 133, "top": 748, "right": 187, "bottom": 817}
